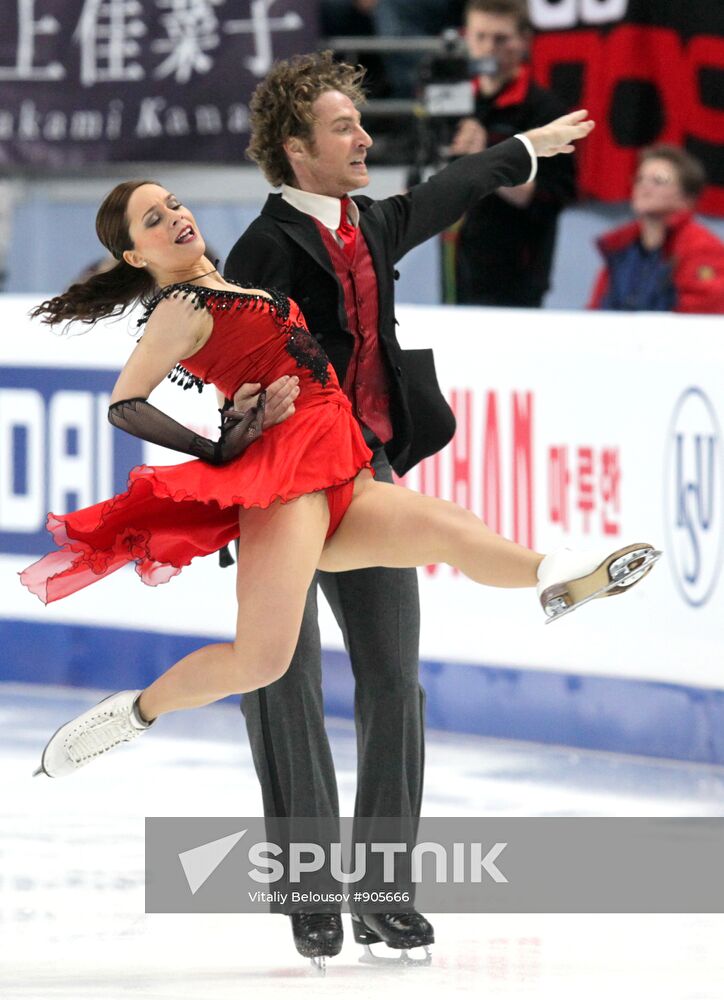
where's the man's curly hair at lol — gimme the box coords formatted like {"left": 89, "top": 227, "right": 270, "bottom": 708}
{"left": 247, "top": 51, "right": 367, "bottom": 188}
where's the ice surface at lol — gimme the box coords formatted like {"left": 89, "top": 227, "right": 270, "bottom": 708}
{"left": 2, "top": 683, "right": 724, "bottom": 999}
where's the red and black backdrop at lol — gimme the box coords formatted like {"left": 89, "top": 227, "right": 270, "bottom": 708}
{"left": 530, "top": 0, "right": 724, "bottom": 214}
{"left": 1, "top": 1, "right": 722, "bottom": 215}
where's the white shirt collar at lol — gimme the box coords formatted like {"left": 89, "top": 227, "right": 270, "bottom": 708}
{"left": 281, "top": 184, "right": 359, "bottom": 230}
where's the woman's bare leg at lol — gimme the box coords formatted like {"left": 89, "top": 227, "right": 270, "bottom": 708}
{"left": 137, "top": 491, "right": 330, "bottom": 721}
{"left": 319, "top": 476, "right": 542, "bottom": 586}
{"left": 138, "top": 476, "right": 540, "bottom": 721}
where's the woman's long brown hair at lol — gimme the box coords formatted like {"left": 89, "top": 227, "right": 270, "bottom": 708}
{"left": 30, "top": 179, "right": 160, "bottom": 328}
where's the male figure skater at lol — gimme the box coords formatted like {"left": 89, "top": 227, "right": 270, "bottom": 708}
{"left": 225, "top": 51, "right": 593, "bottom": 962}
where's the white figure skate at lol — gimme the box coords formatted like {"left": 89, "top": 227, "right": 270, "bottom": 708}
{"left": 537, "top": 543, "right": 662, "bottom": 623}
{"left": 33, "top": 690, "right": 152, "bottom": 777}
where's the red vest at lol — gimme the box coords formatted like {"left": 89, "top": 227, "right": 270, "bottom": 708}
{"left": 315, "top": 220, "right": 393, "bottom": 444}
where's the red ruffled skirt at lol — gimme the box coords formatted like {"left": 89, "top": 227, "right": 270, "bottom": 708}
{"left": 20, "top": 400, "right": 373, "bottom": 605}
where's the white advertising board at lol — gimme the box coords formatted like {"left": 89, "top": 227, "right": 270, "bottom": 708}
{"left": 1, "top": 297, "right": 722, "bottom": 691}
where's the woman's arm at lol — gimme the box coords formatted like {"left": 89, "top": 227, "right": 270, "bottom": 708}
{"left": 108, "top": 394, "right": 264, "bottom": 465}
{"left": 108, "top": 293, "right": 264, "bottom": 465}
{"left": 110, "top": 294, "right": 210, "bottom": 405}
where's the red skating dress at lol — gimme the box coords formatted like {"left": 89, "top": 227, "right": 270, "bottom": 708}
{"left": 20, "top": 283, "right": 374, "bottom": 605}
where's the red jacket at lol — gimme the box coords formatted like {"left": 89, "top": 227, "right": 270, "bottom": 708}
{"left": 589, "top": 211, "right": 724, "bottom": 314}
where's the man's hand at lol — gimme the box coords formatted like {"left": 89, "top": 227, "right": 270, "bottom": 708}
{"left": 449, "top": 117, "right": 488, "bottom": 157}
{"left": 524, "top": 109, "right": 595, "bottom": 157}
{"left": 226, "top": 374, "right": 299, "bottom": 429}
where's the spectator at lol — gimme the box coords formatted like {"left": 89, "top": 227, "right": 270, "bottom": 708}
{"left": 450, "top": 0, "right": 576, "bottom": 307}
{"left": 589, "top": 145, "right": 724, "bottom": 314}
{"left": 369, "top": 0, "right": 465, "bottom": 97}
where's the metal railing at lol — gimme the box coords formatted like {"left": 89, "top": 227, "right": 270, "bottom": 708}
{"left": 323, "top": 35, "right": 445, "bottom": 54}
{"left": 323, "top": 33, "right": 459, "bottom": 117}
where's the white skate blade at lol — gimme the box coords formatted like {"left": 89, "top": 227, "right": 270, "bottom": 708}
{"left": 544, "top": 548, "right": 662, "bottom": 624}
{"left": 358, "top": 943, "right": 433, "bottom": 966}
{"left": 310, "top": 955, "right": 326, "bottom": 974}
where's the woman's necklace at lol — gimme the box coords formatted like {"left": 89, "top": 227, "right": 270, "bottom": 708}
{"left": 189, "top": 266, "right": 216, "bottom": 284}
{"left": 161, "top": 262, "right": 219, "bottom": 291}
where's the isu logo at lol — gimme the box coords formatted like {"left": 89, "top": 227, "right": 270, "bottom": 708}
{"left": 665, "top": 388, "right": 724, "bottom": 607}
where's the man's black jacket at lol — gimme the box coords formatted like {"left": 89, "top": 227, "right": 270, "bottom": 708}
{"left": 224, "top": 137, "right": 532, "bottom": 475}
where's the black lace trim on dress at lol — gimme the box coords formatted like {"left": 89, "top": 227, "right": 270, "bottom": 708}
{"left": 137, "top": 279, "right": 330, "bottom": 390}
{"left": 283, "top": 321, "right": 331, "bottom": 387}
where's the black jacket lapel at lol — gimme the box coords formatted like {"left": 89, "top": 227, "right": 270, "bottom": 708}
{"left": 261, "top": 194, "right": 338, "bottom": 282}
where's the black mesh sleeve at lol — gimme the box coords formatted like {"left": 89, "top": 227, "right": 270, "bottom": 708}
{"left": 107, "top": 393, "right": 265, "bottom": 465}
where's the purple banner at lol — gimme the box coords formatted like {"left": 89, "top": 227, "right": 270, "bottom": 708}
{"left": 0, "top": 0, "right": 319, "bottom": 166}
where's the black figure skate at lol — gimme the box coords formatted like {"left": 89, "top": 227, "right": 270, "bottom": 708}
{"left": 290, "top": 911, "right": 343, "bottom": 974}
{"left": 351, "top": 911, "right": 434, "bottom": 966}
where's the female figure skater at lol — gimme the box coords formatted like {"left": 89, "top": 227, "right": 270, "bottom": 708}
{"left": 22, "top": 180, "right": 660, "bottom": 778}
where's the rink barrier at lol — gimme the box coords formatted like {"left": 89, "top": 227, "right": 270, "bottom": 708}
{"left": 3, "top": 299, "right": 724, "bottom": 764}
{"left": 2, "top": 618, "right": 724, "bottom": 765}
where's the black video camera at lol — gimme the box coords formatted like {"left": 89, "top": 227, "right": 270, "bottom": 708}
{"left": 419, "top": 29, "right": 500, "bottom": 117}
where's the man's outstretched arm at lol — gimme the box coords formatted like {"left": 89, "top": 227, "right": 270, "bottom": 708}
{"left": 379, "top": 110, "right": 595, "bottom": 262}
